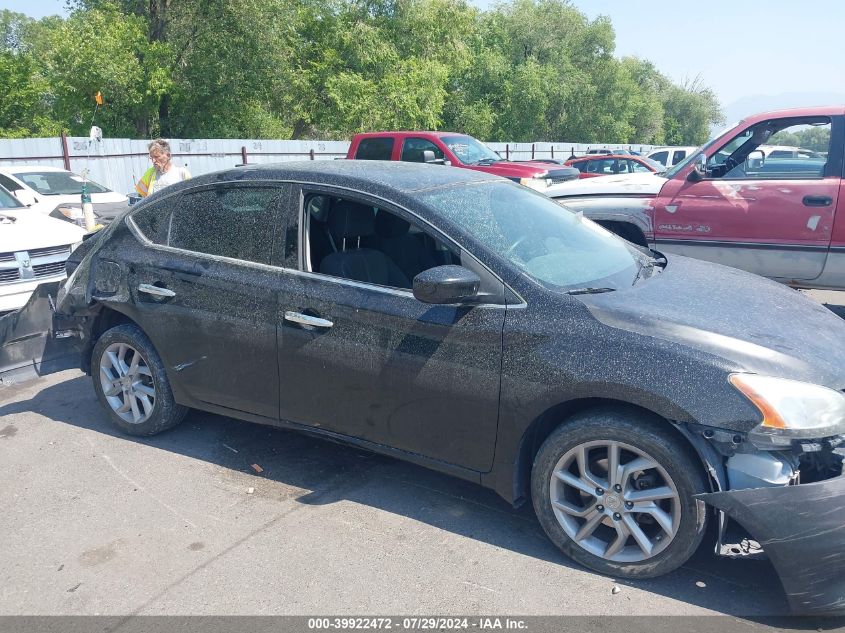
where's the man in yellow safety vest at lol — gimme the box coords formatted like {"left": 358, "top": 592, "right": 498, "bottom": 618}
{"left": 136, "top": 139, "right": 191, "bottom": 197}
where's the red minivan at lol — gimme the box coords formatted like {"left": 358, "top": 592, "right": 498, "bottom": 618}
{"left": 347, "top": 131, "right": 578, "bottom": 191}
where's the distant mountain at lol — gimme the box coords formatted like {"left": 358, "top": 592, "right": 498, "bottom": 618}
{"left": 723, "top": 92, "right": 845, "bottom": 123}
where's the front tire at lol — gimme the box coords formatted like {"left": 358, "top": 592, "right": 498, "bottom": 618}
{"left": 531, "top": 408, "right": 708, "bottom": 578}
{"left": 91, "top": 323, "right": 188, "bottom": 436}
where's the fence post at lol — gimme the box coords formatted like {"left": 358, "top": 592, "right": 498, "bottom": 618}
{"left": 241, "top": 146, "right": 248, "bottom": 165}
{"left": 505, "top": 144, "right": 509, "bottom": 160}
{"left": 309, "top": 149, "right": 315, "bottom": 160}
{"left": 531, "top": 143, "right": 535, "bottom": 160}
{"left": 60, "top": 132, "right": 71, "bottom": 171}
{"left": 551, "top": 146, "right": 554, "bottom": 159}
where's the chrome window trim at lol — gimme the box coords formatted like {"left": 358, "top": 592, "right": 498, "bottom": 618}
{"left": 125, "top": 177, "right": 528, "bottom": 307}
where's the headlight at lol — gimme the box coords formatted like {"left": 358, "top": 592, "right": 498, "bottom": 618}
{"left": 730, "top": 373, "right": 845, "bottom": 448}
{"left": 54, "top": 205, "right": 86, "bottom": 227}
{"left": 519, "top": 176, "right": 552, "bottom": 190}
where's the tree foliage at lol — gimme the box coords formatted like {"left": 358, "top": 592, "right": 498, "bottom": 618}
{"left": 0, "top": 0, "right": 724, "bottom": 143}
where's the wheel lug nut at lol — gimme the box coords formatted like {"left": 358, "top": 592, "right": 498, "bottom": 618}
{"left": 596, "top": 488, "right": 604, "bottom": 496}
{"left": 625, "top": 501, "right": 633, "bottom": 509}
{"left": 596, "top": 505, "right": 604, "bottom": 512}
{"left": 614, "top": 484, "right": 622, "bottom": 492}
{"left": 613, "top": 513, "right": 621, "bottom": 521}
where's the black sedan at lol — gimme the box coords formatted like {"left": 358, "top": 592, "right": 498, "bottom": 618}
{"left": 10, "top": 161, "right": 845, "bottom": 614}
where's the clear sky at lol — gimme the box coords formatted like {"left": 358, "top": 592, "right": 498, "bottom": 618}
{"left": 7, "top": 0, "right": 845, "bottom": 116}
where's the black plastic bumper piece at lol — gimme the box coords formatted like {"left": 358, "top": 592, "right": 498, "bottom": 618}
{"left": 698, "top": 474, "right": 845, "bottom": 615}
{"left": 0, "top": 281, "right": 84, "bottom": 384}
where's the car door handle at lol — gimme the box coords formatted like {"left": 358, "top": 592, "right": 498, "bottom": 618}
{"left": 138, "top": 283, "right": 176, "bottom": 298}
{"left": 803, "top": 195, "right": 832, "bottom": 207}
{"left": 284, "top": 311, "right": 333, "bottom": 328}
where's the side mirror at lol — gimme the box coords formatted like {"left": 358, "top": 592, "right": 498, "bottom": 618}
{"left": 746, "top": 149, "right": 765, "bottom": 171}
{"left": 422, "top": 150, "right": 446, "bottom": 165}
{"left": 413, "top": 265, "right": 480, "bottom": 304}
{"left": 12, "top": 189, "right": 37, "bottom": 206}
{"left": 687, "top": 153, "right": 707, "bottom": 182}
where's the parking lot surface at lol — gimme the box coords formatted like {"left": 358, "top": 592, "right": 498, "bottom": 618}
{"left": 1, "top": 290, "right": 842, "bottom": 618}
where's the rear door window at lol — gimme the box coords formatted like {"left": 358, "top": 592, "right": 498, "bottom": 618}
{"left": 355, "top": 138, "right": 395, "bottom": 160}
{"left": 671, "top": 150, "right": 687, "bottom": 165}
{"left": 132, "top": 185, "right": 285, "bottom": 265}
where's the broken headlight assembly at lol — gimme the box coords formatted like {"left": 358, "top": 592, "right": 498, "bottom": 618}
{"left": 729, "top": 373, "right": 845, "bottom": 449}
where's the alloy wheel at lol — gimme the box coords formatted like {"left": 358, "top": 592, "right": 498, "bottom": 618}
{"left": 549, "top": 440, "right": 681, "bottom": 563}
{"left": 99, "top": 342, "right": 157, "bottom": 424}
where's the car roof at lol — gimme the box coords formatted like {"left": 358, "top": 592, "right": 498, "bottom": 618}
{"left": 0, "top": 165, "right": 71, "bottom": 174}
{"left": 741, "top": 105, "right": 845, "bottom": 124}
{"left": 570, "top": 154, "right": 644, "bottom": 161}
{"left": 353, "top": 131, "right": 471, "bottom": 139}
{"left": 162, "top": 160, "right": 506, "bottom": 196}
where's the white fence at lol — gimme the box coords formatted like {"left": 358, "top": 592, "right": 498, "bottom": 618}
{"left": 0, "top": 136, "right": 658, "bottom": 195}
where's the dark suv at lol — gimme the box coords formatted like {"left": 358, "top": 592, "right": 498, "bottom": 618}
{"left": 30, "top": 161, "right": 845, "bottom": 614}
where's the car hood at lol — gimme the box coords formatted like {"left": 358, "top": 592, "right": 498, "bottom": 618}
{"left": 580, "top": 254, "right": 845, "bottom": 389}
{"left": 463, "top": 161, "right": 574, "bottom": 179}
{"left": 0, "top": 211, "right": 86, "bottom": 251}
{"left": 545, "top": 172, "right": 667, "bottom": 198}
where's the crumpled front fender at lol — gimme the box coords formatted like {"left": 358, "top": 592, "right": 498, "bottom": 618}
{"left": 697, "top": 474, "right": 845, "bottom": 615}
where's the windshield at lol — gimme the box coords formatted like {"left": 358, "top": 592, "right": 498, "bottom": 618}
{"left": 420, "top": 181, "right": 646, "bottom": 291}
{"left": 440, "top": 135, "right": 501, "bottom": 165}
{"left": 0, "top": 186, "right": 24, "bottom": 209}
{"left": 14, "top": 171, "right": 110, "bottom": 195}
{"left": 663, "top": 122, "right": 739, "bottom": 178}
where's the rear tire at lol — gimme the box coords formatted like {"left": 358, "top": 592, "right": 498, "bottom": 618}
{"left": 91, "top": 323, "right": 188, "bottom": 436}
{"left": 531, "top": 407, "right": 708, "bottom": 578}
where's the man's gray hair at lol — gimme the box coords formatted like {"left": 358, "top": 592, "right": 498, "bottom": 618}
{"left": 148, "top": 139, "right": 171, "bottom": 156}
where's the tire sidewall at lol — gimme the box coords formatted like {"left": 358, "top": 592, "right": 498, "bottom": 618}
{"left": 531, "top": 409, "right": 708, "bottom": 578}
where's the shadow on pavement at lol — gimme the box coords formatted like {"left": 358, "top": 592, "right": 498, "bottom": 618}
{"left": 0, "top": 373, "right": 790, "bottom": 617}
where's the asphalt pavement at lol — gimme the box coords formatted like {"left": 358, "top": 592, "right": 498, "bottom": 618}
{"left": 0, "top": 290, "right": 843, "bottom": 618}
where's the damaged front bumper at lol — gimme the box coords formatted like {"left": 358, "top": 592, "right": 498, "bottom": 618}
{"left": 698, "top": 471, "right": 845, "bottom": 615}
{"left": 0, "top": 281, "right": 85, "bottom": 385}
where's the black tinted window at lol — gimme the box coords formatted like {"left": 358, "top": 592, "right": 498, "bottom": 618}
{"left": 131, "top": 200, "right": 172, "bottom": 244}
{"left": 166, "top": 187, "right": 282, "bottom": 264}
{"left": 355, "top": 138, "right": 394, "bottom": 160}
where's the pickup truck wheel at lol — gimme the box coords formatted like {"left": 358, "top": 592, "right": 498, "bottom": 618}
{"left": 91, "top": 324, "right": 188, "bottom": 436}
{"left": 531, "top": 409, "right": 708, "bottom": 578}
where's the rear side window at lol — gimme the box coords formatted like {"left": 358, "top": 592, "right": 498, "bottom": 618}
{"left": 355, "top": 138, "right": 394, "bottom": 161}
{"left": 132, "top": 186, "right": 284, "bottom": 265}
{"left": 671, "top": 150, "right": 686, "bottom": 165}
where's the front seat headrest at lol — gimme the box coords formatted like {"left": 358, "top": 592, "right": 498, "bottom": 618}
{"left": 328, "top": 200, "right": 375, "bottom": 242}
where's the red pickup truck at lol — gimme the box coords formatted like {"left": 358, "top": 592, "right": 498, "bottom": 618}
{"left": 347, "top": 131, "right": 578, "bottom": 192}
{"left": 551, "top": 106, "right": 845, "bottom": 291}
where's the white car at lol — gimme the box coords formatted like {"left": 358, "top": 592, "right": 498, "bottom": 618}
{"left": 0, "top": 186, "right": 85, "bottom": 314}
{"left": 545, "top": 171, "right": 667, "bottom": 199}
{"left": 0, "top": 165, "right": 128, "bottom": 225}
{"left": 645, "top": 146, "right": 699, "bottom": 167}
